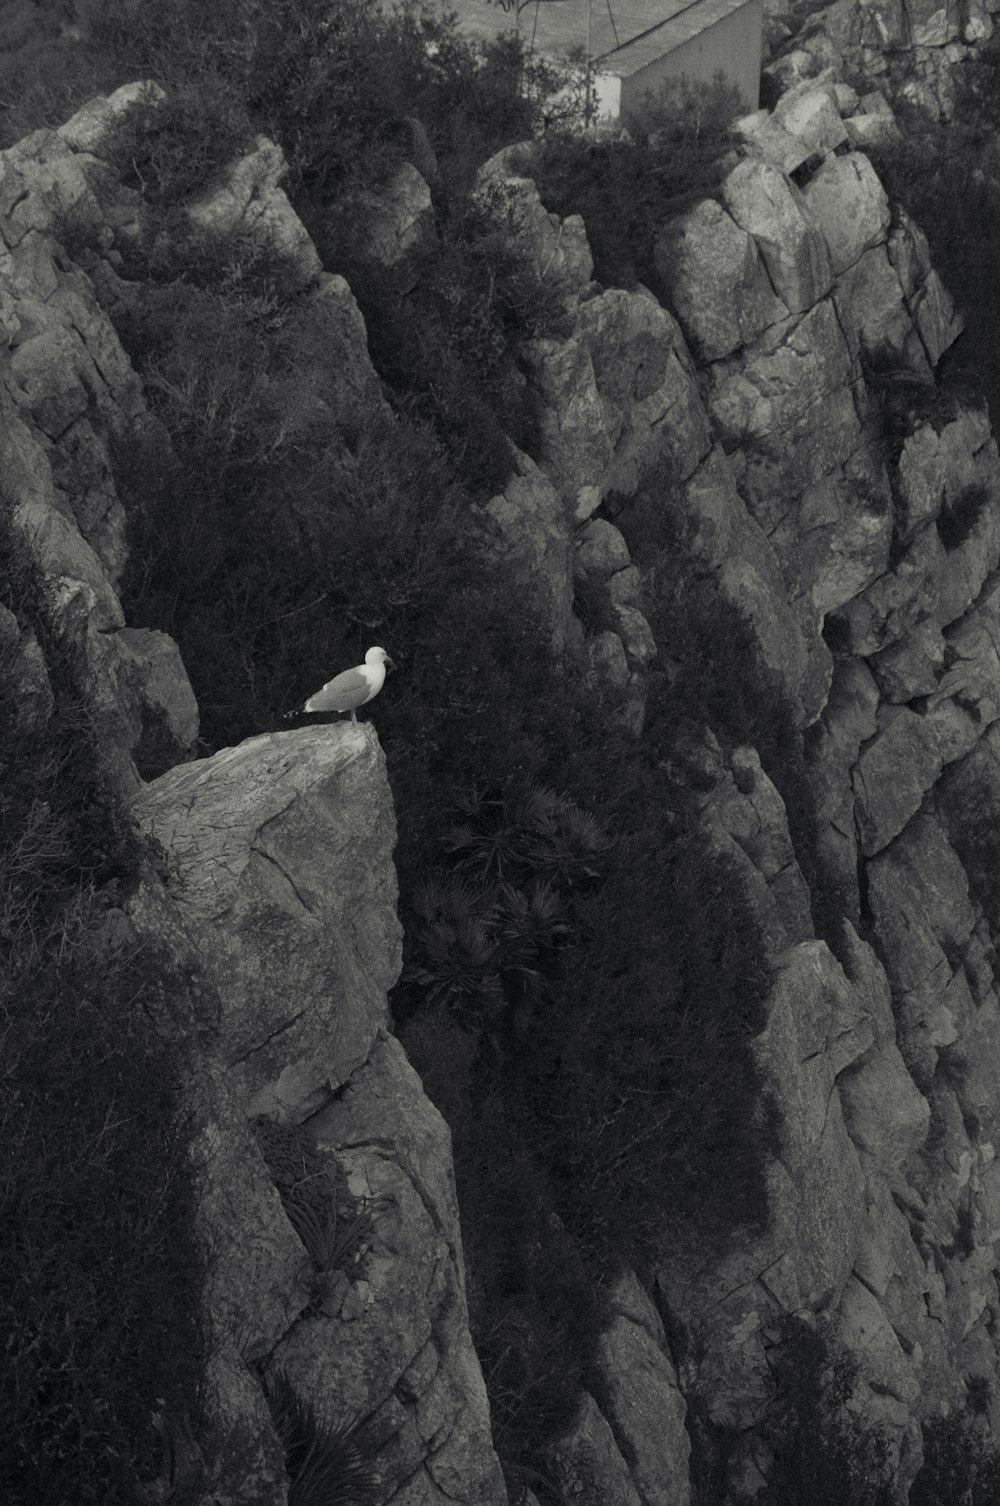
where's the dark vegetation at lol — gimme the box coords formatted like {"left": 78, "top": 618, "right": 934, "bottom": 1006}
{"left": 263, "top": 1370, "right": 379, "bottom": 1506}
{"left": 0, "top": 491, "right": 208, "bottom": 1503}
{"left": 317, "top": 183, "right": 576, "bottom": 489}
{"left": 937, "top": 481, "right": 992, "bottom": 552}
{"left": 690, "top": 1320, "right": 895, "bottom": 1506}
{"left": 530, "top": 74, "right": 742, "bottom": 290}
{"left": 760, "top": 1321, "right": 894, "bottom": 1506}
{"left": 940, "top": 770, "right": 1000, "bottom": 937}
{"left": 857, "top": 341, "right": 986, "bottom": 566}
{"left": 909, "top": 1412, "right": 1000, "bottom": 1506}
{"left": 693, "top": 1320, "right": 1000, "bottom": 1506}
{"left": 0, "top": 1, "right": 822, "bottom": 1497}
{"left": 869, "top": 34, "right": 1000, "bottom": 428}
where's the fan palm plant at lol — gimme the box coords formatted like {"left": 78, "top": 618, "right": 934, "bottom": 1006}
{"left": 264, "top": 1369, "right": 379, "bottom": 1506}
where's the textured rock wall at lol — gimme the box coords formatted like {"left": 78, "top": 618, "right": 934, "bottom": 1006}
{"left": 131, "top": 729, "right": 507, "bottom": 1506}
{"left": 10, "top": 69, "right": 1000, "bottom": 1506}
{"left": 0, "top": 80, "right": 198, "bottom": 786}
{"left": 474, "top": 74, "right": 1000, "bottom": 1503}
{"left": 762, "top": 0, "right": 1000, "bottom": 117}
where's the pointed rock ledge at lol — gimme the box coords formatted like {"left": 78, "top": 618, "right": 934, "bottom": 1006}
{"left": 132, "top": 724, "right": 402, "bottom": 1121}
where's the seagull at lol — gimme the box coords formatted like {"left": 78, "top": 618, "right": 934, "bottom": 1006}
{"left": 285, "top": 647, "right": 395, "bottom": 723}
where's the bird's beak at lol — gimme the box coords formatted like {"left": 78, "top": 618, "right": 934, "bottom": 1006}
{"left": 385, "top": 656, "right": 397, "bottom": 672}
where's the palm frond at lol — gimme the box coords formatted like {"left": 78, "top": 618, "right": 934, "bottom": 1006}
{"left": 265, "top": 1369, "right": 380, "bottom": 1506}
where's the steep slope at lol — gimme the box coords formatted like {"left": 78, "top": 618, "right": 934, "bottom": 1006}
{"left": 480, "top": 73, "right": 1000, "bottom": 1499}
{"left": 6, "top": 65, "right": 1000, "bottom": 1506}
{"left": 0, "top": 85, "right": 506, "bottom": 1505}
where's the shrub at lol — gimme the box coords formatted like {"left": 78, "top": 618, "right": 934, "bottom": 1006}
{"left": 533, "top": 73, "right": 741, "bottom": 291}
{"left": 515, "top": 808, "right": 780, "bottom": 1266}
{"left": 397, "top": 658, "right": 780, "bottom": 1471}
{"left": 869, "top": 42, "right": 1000, "bottom": 423}
{"left": 759, "top": 1318, "right": 895, "bottom": 1506}
{"left": 394, "top": 1011, "right": 602, "bottom": 1484}
{"left": 441, "top": 783, "right": 609, "bottom": 887}
{"left": 89, "top": 0, "right": 566, "bottom": 203}
{"left": 1, "top": 932, "right": 208, "bottom": 1506}
{"left": 102, "top": 76, "right": 255, "bottom": 208}
{"left": 263, "top": 1369, "right": 379, "bottom": 1506}
{"left": 936, "top": 481, "right": 992, "bottom": 551}
{"left": 253, "top": 1120, "right": 383, "bottom": 1295}
{"left": 316, "top": 180, "right": 574, "bottom": 490}
{"left": 400, "top": 784, "right": 603, "bottom": 1048}
{"left": 401, "top": 740, "right": 779, "bottom": 1274}
{"left": 0, "top": 495, "right": 207, "bottom": 1506}
{"left": 909, "top": 1412, "right": 1000, "bottom": 1506}
{"left": 0, "top": 0, "right": 124, "bottom": 149}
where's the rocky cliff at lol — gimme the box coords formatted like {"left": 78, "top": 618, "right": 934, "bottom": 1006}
{"left": 762, "top": 0, "right": 1000, "bottom": 117}
{"left": 5, "top": 68, "right": 1000, "bottom": 1506}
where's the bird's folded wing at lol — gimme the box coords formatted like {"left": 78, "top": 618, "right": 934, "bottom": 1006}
{"left": 305, "top": 666, "right": 370, "bottom": 711}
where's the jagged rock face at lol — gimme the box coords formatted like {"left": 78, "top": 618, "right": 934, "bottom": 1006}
{"left": 470, "top": 71, "right": 1000, "bottom": 1498}
{"left": 477, "top": 148, "right": 594, "bottom": 299}
{"left": 274, "top": 1033, "right": 507, "bottom": 1506}
{"left": 0, "top": 83, "right": 199, "bottom": 787}
{"left": 590, "top": 1273, "right": 692, "bottom": 1506}
{"left": 762, "top": 0, "right": 999, "bottom": 118}
{"left": 12, "top": 67, "right": 1000, "bottom": 1506}
{"left": 720, "top": 157, "right": 834, "bottom": 314}
{"left": 485, "top": 447, "right": 577, "bottom": 656}
{"left": 635, "top": 77, "right": 1000, "bottom": 1494}
{"left": 540, "top": 1390, "right": 644, "bottom": 1506}
{"left": 129, "top": 730, "right": 506, "bottom": 1505}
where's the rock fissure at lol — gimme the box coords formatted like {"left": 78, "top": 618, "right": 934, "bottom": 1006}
{"left": 250, "top": 843, "right": 320, "bottom": 919}
{"left": 226, "top": 1011, "right": 307, "bottom": 1067}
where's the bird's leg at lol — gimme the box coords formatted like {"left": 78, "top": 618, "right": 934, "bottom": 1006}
{"left": 350, "top": 709, "right": 358, "bottom": 723}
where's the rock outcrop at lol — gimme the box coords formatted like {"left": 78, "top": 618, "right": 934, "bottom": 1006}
{"left": 126, "top": 727, "right": 506, "bottom": 1505}
{"left": 762, "top": 0, "right": 1000, "bottom": 118}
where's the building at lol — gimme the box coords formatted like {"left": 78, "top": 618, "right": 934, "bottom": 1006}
{"left": 446, "top": 0, "right": 763, "bottom": 120}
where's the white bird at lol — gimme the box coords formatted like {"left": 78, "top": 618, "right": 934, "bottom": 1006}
{"left": 286, "top": 646, "right": 395, "bottom": 722}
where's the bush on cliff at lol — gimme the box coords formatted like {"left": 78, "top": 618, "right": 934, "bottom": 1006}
{"left": 909, "top": 1411, "right": 1000, "bottom": 1506}
{"left": 869, "top": 35, "right": 1000, "bottom": 423}
{"left": 0, "top": 499, "right": 207, "bottom": 1506}
{"left": 312, "top": 180, "right": 575, "bottom": 488}
{"left": 88, "top": 0, "right": 566, "bottom": 201}
{"left": 760, "top": 1320, "right": 895, "bottom": 1506}
{"left": 531, "top": 73, "right": 741, "bottom": 291}
{"left": 0, "top": 0, "right": 123, "bottom": 148}
{"left": 398, "top": 734, "right": 777, "bottom": 1482}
